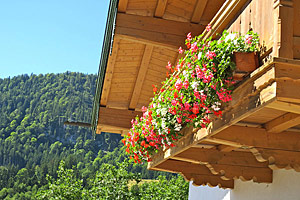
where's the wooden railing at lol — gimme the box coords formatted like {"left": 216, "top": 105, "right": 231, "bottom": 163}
{"left": 203, "top": 0, "right": 297, "bottom": 60}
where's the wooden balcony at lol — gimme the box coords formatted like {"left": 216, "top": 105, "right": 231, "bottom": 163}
{"left": 93, "top": 0, "right": 300, "bottom": 189}
{"left": 148, "top": 57, "right": 300, "bottom": 188}
{"left": 146, "top": 0, "right": 300, "bottom": 188}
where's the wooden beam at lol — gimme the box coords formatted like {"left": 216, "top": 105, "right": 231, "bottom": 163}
{"left": 100, "top": 39, "right": 120, "bottom": 106}
{"left": 206, "top": 163, "right": 272, "bottom": 183}
{"left": 152, "top": 159, "right": 234, "bottom": 189}
{"left": 264, "top": 113, "right": 300, "bottom": 133}
{"left": 266, "top": 101, "right": 300, "bottom": 115}
{"left": 251, "top": 148, "right": 300, "bottom": 172}
{"left": 218, "top": 145, "right": 236, "bottom": 152}
{"left": 115, "top": 13, "right": 205, "bottom": 50}
{"left": 191, "top": 0, "right": 208, "bottom": 23}
{"left": 118, "top": 0, "right": 129, "bottom": 13}
{"left": 97, "top": 107, "right": 142, "bottom": 131}
{"left": 273, "top": 0, "right": 294, "bottom": 58}
{"left": 209, "top": 126, "right": 300, "bottom": 152}
{"left": 154, "top": 0, "right": 168, "bottom": 18}
{"left": 129, "top": 45, "right": 153, "bottom": 109}
{"left": 203, "top": 0, "right": 250, "bottom": 39}
{"left": 277, "top": 79, "right": 300, "bottom": 104}
{"left": 173, "top": 148, "right": 267, "bottom": 168}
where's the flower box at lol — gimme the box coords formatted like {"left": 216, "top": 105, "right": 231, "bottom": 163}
{"left": 123, "top": 28, "right": 260, "bottom": 163}
{"left": 233, "top": 52, "right": 259, "bottom": 80}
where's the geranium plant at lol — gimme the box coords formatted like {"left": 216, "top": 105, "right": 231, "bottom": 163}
{"left": 123, "top": 25, "right": 259, "bottom": 163}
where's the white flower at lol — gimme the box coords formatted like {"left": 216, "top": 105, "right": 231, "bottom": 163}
{"left": 152, "top": 119, "right": 156, "bottom": 126}
{"left": 191, "top": 81, "right": 198, "bottom": 89}
{"left": 174, "top": 123, "right": 182, "bottom": 131}
{"left": 225, "top": 33, "right": 236, "bottom": 42}
{"left": 183, "top": 70, "right": 189, "bottom": 79}
{"left": 161, "top": 108, "right": 168, "bottom": 116}
{"left": 211, "top": 104, "right": 220, "bottom": 111}
{"left": 173, "top": 118, "right": 177, "bottom": 125}
{"left": 197, "top": 52, "right": 202, "bottom": 60}
{"left": 161, "top": 118, "right": 166, "bottom": 129}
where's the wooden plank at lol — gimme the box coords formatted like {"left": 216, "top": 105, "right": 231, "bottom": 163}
{"left": 173, "top": 148, "right": 267, "bottom": 168}
{"left": 100, "top": 39, "right": 120, "bottom": 106}
{"left": 115, "top": 13, "right": 204, "bottom": 49}
{"left": 154, "top": 0, "right": 168, "bottom": 18}
{"left": 118, "top": 0, "right": 129, "bottom": 12}
{"left": 210, "top": 125, "right": 300, "bottom": 152}
{"left": 273, "top": 0, "right": 294, "bottom": 58}
{"left": 191, "top": 0, "right": 208, "bottom": 23}
{"left": 277, "top": 79, "right": 300, "bottom": 104}
{"left": 129, "top": 45, "right": 153, "bottom": 109}
{"left": 116, "top": 12, "right": 204, "bottom": 37}
{"left": 218, "top": 145, "right": 236, "bottom": 152}
{"left": 264, "top": 113, "right": 300, "bottom": 133}
{"left": 97, "top": 107, "right": 142, "bottom": 131}
{"left": 266, "top": 101, "right": 300, "bottom": 115}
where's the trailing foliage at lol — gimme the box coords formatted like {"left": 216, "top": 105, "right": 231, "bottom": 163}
{"left": 123, "top": 28, "right": 259, "bottom": 163}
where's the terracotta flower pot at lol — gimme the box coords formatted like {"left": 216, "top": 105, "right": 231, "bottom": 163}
{"left": 233, "top": 52, "right": 259, "bottom": 80}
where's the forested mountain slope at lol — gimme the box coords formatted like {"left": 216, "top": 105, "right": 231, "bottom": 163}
{"left": 0, "top": 73, "right": 169, "bottom": 199}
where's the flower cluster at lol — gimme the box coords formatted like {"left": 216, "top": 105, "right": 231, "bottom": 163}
{"left": 123, "top": 26, "right": 259, "bottom": 163}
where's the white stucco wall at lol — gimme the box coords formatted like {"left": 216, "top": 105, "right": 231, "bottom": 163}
{"left": 189, "top": 169, "right": 300, "bottom": 200}
{"left": 188, "top": 183, "right": 230, "bottom": 200}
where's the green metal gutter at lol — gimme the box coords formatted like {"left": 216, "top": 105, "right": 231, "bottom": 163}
{"left": 91, "top": 0, "right": 119, "bottom": 137}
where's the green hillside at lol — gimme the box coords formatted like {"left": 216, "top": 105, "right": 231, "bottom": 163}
{"left": 0, "top": 73, "right": 187, "bottom": 199}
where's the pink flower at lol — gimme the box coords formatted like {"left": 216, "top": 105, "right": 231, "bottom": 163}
{"left": 183, "top": 80, "right": 189, "bottom": 89}
{"left": 176, "top": 117, "right": 182, "bottom": 124}
{"left": 192, "top": 103, "right": 200, "bottom": 114}
{"left": 205, "top": 24, "right": 212, "bottom": 32}
{"left": 245, "top": 34, "right": 253, "bottom": 44}
{"left": 184, "top": 102, "right": 191, "bottom": 110}
{"left": 141, "top": 106, "right": 147, "bottom": 112}
{"left": 178, "top": 47, "right": 183, "bottom": 54}
{"left": 166, "top": 61, "right": 172, "bottom": 70}
{"left": 175, "top": 79, "right": 182, "bottom": 90}
{"left": 171, "top": 100, "right": 177, "bottom": 106}
{"left": 205, "top": 51, "right": 216, "bottom": 60}
{"left": 187, "top": 32, "right": 192, "bottom": 41}
{"left": 191, "top": 42, "right": 198, "bottom": 53}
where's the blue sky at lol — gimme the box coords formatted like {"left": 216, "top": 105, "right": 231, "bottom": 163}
{"left": 0, "top": 0, "right": 109, "bottom": 78}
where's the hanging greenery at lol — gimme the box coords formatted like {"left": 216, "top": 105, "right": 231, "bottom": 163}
{"left": 123, "top": 25, "right": 260, "bottom": 163}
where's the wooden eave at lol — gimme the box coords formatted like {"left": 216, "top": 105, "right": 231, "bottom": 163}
{"left": 96, "top": 0, "right": 226, "bottom": 135}
{"left": 148, "top": 57, "right": 300, "bottom": 188}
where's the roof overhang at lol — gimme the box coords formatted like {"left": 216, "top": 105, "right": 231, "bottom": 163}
{"left": 91, "top": 0, "right": 226, "bottom": 135}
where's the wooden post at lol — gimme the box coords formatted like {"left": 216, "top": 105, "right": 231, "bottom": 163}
{"left": 273, "top": 0, "right": 294, "bottom": 58}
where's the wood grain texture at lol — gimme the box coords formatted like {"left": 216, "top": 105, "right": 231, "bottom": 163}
{"left": 154, "top": 0, "right": 168, "bottom": 18}
{"left": 191, "top": 0, "right": 208, "bottom": 23}
{"left": 118, "top": 0, "right": 129, "bottom": 12}
{"left": 129, "top": 45, "right": 153, "bottom": 109}
{"left": 100, "top": 39, "right": 120, "bottom": 106}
